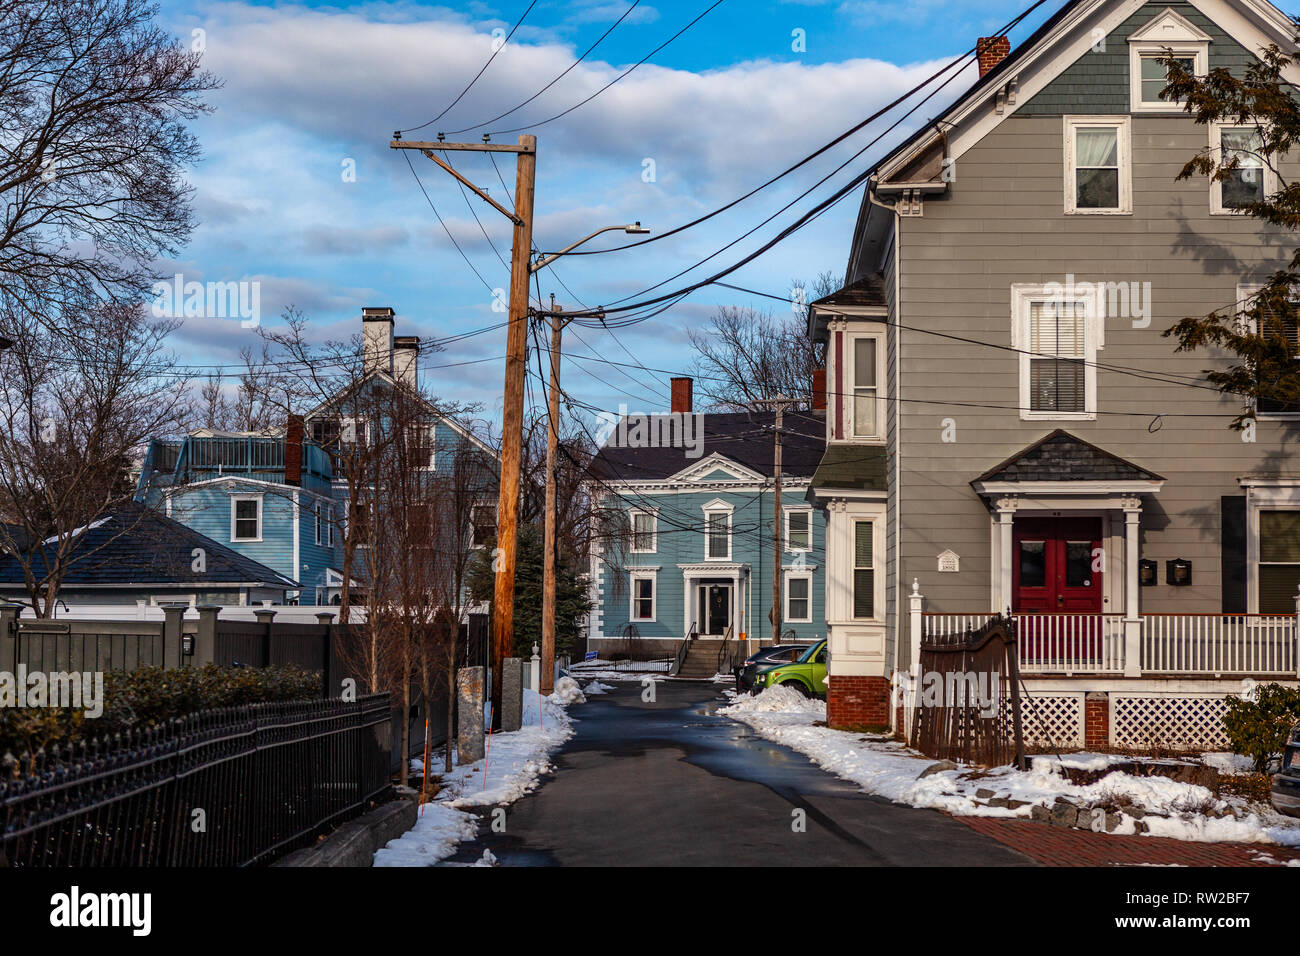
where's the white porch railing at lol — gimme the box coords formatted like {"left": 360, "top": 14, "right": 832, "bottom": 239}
{"left": 921, "top": 613, "right": 1126, "bottom": 675}
{"left": 918, "top": 610, "right": 1299, "bottom": 678}
{"left": 1141, "top": 613, "right": 1295, "bottom": 676}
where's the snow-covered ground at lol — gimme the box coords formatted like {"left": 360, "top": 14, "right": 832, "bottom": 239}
{"left": 373, "top": 678, "right": 583, "bottom": 867}
{"left": 720, "top": 685, "right": 1300, "bottom": 848}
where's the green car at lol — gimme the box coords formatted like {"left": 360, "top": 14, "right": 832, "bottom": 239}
{"left": 756, "top": 640, "right": 827, "bottom": 697}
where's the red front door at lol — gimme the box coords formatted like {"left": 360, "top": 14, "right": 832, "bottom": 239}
{"left": 1014, "top": 517, "right": 1103, "bottom": 667}
{"left": 1013, "top": 517, "right": 1103, "bottom": 613}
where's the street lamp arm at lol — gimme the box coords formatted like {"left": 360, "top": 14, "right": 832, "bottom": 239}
{"left": 530, "top": 223, "right": 649, "bottom": 273}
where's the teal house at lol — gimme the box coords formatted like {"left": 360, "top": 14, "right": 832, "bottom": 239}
{"left": 587, "top": 377, "right": 828, "bottom": 661}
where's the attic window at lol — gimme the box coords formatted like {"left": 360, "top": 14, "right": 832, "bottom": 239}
{"left": 1126, "top": 8, "right": 1209, "bottom": 113}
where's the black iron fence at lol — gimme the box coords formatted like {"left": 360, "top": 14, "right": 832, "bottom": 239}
{"left": 0, "top": 694, "right": 391, "bottom": 867}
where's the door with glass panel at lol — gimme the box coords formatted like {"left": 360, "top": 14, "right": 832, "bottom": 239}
{"left": 1014, "top": 517, "right": 1103, "bottom": 668}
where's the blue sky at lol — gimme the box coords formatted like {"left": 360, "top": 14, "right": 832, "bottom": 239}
{"left": 156, "top": 0, "right": 1057, "bottom": 428}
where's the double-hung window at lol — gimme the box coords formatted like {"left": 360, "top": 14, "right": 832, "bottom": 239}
{"left": 1259, "top": 511, "right": 1300, "bottom": 614}
{"left": 630, "top": 511, "right": 656, "bottom": 553}
{"left": 1239, "top": 282, "right": 1300, "bottom": 417}
{"left": 1013, "top": 285, "right": 1098, "bottom": 421}
{"left": 471, "top": 505, "right": 496, "bottom": 548}
{"left": 853, "top": 521, "right": 875, "bottom": 619}
{"left": 1213, "top": 124, "right": 1272, "bottom": 214}
{"left": 631, "top": 574, "right": 656, "bottom": 622}
{"left": 786, "top": 509, "right": 812, "bottom": 551}
{"left": 1064, "top": 117, "right": 1131, "bottom": 214}
{"left": 314, "top": 503, "right": 322, "bottom": 545}
{"left": 231, "top": 495, "right": 262, "bottom": 542}
{"left": 851, "top": 336, "right": 880, "bottom": 438}
{"left": 706, "top": 510, "right": 731, "bottom": 561}
{"left": 785, "top": 574, "right": 812, "bottom": 623}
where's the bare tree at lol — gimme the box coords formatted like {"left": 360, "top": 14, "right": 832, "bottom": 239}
{"left": 0, "top": 0, "right": 218, "bottom": 322}
{"left": 193, "top": 345, "right": 284, "bottom": 434}
{"left": 0, "top": 302, "right": 189, "bottom": 615}
{"left": 687, "top": 271, "right": 840, "bottom": 411}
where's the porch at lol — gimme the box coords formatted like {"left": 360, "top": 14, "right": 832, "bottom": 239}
{"left": 913, "top": 594, "right": 1300, "bottom": 678}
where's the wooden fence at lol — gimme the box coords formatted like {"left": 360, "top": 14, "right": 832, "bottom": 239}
{"left": 909, "top": 615, "right": 1025, "bottom": 769}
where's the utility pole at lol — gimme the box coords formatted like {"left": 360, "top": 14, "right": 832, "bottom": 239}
{"left": 750, "top": 395, "right": 802, "bottom": 645}
{"left": 391, "top": 132, "right": 536, "bottom": 724}
{"left": 541, "top": 295, "right": 565, "bottom": 696}
{"left": 535, "top": 296, "right": 605, "bottom": 695}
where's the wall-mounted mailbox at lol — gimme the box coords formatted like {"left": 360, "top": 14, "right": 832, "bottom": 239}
{"left": 1166, "top": 558, "right": 1192, "bottom": 587}
{"left": 1139, "top": 559, "right": 1157, "bottom": 587}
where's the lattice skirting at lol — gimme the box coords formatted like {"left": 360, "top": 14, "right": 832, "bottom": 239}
{"left": 1110, "top": 694, "right": 1231, "bottom": 752}
{"left": 1001, "top": 693, "right": 1085, "bottom": 751}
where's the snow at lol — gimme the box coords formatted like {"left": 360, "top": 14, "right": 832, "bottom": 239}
{"left": 583, "top": 680, "right": 615, "bottom": 695}
{"left": 719, "top": 686, "right": 1300, "bottom": 849}
{"left": 373, "top": 687, "right": 580, "bottom": 866}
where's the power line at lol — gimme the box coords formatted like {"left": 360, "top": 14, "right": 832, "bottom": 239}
{"left": 400, "top": 0, "right": 541, "bottom": 134}
{"left": 445, "top": 0, "right": 645, "bottom": 136}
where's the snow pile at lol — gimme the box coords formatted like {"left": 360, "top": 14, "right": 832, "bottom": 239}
{"left": 719, "top": 686, "right": 1300, "bottom": 849}
{"left": 551, "top": 675, "right": 585, "bottom": 705}
{"left": 583, "top": 680, "right": 615, "bottom": 695}
{"left": 373, "top": 804, "right": 478, "bottom": 867}
{"left": 374, "top": 685, "right": 580, "bottom": 865}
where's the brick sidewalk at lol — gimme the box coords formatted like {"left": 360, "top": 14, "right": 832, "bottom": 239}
{"left": 959, "top": 817, "right": 1300, "bottom": 867}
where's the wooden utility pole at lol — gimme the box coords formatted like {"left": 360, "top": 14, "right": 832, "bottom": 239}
{"left": 390, "top": 133, "right": 536, "bottom": 723}
{"left": 541, "top": 296, "right": 565, "bottom": 696}
{"left": 750, "top": 395, "right": 802, "bottom": 645}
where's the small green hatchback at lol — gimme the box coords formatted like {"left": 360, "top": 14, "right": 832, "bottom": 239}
{"left": 755, "top": 639, "right": 827, "bottom": 697}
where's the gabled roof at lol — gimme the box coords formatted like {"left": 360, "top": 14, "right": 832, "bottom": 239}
{"left": 808, "top": 273, "right": 888, "bottom": 340}
{"left": 0, "top": 504, "right": 299, "bottom": 589}
{"left": 973, "top": 430, "right": 1165, "bottom": 483}
{"left": 589, "top": 410, "right": 826, "bottom": 483}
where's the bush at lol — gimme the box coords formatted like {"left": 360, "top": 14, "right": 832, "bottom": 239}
{"left": 1222, "top": 683, "right": 1300, "bottom": 772}
{"left": 1, "top": 664, "right": 321, "bottom": 770}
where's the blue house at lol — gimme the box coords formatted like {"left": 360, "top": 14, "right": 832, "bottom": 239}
{"left": 587, "top": 378, "right": 828, "bottom": 663}
{"left": 136, "top": 426, "right": 336, "bottom": 604}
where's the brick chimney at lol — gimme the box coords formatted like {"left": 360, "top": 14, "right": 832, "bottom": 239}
{"left": 285, "top": 414, "right": 304, "bottom": 486}
{"left": 670, "top": 377, "right": 693, "bottom": 414}
{"left": 362, "top": 307, "right": 395, "bottom": 374}
{"left": 812, "top": 368, "right": 827, "bottom": 411}
{"left": 977, "top": 36, "right": 1011, "bottom": 78}
{"left": 394, "top": 336, "right": 419, "bottom": 390}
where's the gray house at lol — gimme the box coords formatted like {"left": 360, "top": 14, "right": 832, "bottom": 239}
{"left": 809, "top": 0, "right": 1300, "bottom": 748}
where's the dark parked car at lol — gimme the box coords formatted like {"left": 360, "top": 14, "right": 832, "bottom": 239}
{"left": 1272, "top": 723, "right": 1300, "bottom": 818}
{"left": 735, "top": 644, "right": 810, "bottom": 694}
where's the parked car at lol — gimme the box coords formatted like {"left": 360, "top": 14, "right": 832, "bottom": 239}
{"left": 735, "top": 643, "right": 810, "bottom": 693}
{"left": 1271, "top": 723, "right": 1300, "bottom": 818}
{"left": 754, "top": 640, "right": 827, "bottom": 698}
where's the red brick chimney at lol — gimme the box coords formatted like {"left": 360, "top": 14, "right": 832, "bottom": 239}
{"left": 285, "top": 414, "right": 304, "bottom": 486}
{"left": 812, "top": 368, "right": 827, "bottom": 411}
{"left": 670, "top": 377, "right": 693, "bottom": 414}
{"left": 977, "top": 36, "right": 1011, "bottom": 77}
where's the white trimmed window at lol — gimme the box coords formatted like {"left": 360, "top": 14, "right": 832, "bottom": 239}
{"left": 1211, "top": 124, "right": 1274, "bottom": 215}
{"left": 471, "top": 504, "right": 496, "bottom": 548}
{"left": 314, "top": 503, "right": 322, "bottom": 545}
{"left": 630, "top": 573, "right": 656, "bottom": 622}
{"left": 850, "top": 334, "right": 883, "bottom": 439}
{"left": 328, "top": 506, "right": 335, "bottom": 547}
{"left": 785, "top": 573, "right": 812, "bottom": 623}
{"left": 1064, "top": 116, "right": 1131, "bottom": 215}
{"left": 630, "top": 510, "right": 657, "bottom": 553}
{"left": 853, "top": 520, "right": 875, "bottom": 619}
{"left": 231, "top": 495, "right": 262, "bottom": 542}
{"left": 704, "top": 505, "right": 732, "bottom": 561}
{"left": 1127, "top": 10, "right": 1209, "bottom": 113}
{"left": 1258, "top": 510, "right": 1300, "bottom": 614}
{"left": 785, "top": 509, "right": 812, "bottom": 552}
{"left": 1012, "top": 285, "right": 1099, "bottom": 421}
{"left": 1238, "top": 282, "right": 1300, "bottom": 418}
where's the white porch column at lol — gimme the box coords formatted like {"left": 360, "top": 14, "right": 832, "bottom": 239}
{"left": 1123, "top": 497, "right": 1143, "bottom": 678}
{"left": 908, "top": 578, "right": 924, "bottom": 672}
{"left": 995, "top": 497, "right": 1017, "bottom": 616}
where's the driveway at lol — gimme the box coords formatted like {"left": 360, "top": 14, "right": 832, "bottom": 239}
{"left": 442, "top": 679, "right": 1036, "bottom": 866}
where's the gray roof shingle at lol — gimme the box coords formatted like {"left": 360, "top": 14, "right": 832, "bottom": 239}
{"left": 974, "top": 430, "right": 1165, "bottom": 483}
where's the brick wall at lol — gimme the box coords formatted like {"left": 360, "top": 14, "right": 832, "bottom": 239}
{"left": 1084, "top": 691, "right": 1109, "bottom": 750}
{"left": 976, "top": 36, "right": 1011, "bottom": 77}
{"left": 827, "top": 675, "right": 891, "bottom": 728}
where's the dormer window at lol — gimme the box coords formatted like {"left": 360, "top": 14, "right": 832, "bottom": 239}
{"left": 1126, "top": 8, "right": 1210, "bottom": 114}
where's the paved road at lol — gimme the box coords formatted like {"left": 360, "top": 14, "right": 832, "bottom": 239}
{"left": 443, "top": 679, "right": 1036, "bottom": 866}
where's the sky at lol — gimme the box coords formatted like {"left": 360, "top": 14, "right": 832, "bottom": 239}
{"left": 156, "top": 0, "right": 1059, "bottom": 430}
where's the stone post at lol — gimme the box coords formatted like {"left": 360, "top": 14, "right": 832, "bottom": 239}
{"left": 501, "top": 657, "right": 523, "bottom": 731}
{"left": 456, "top": 666, "right": 485, "bottom": 764}
{"left": 161, "top": 603, "right": 185, "bottom": 671}
{"left": 194, "top": 606, "right": 220, "bottom": 665}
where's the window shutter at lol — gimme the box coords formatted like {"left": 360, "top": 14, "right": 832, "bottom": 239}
{"left": 1220, "top": 496, "right": 1247, "bottom": 613}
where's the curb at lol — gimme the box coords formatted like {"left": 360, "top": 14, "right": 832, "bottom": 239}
{"left": 273, "top": 792, "right": 417, "bottom": 867}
